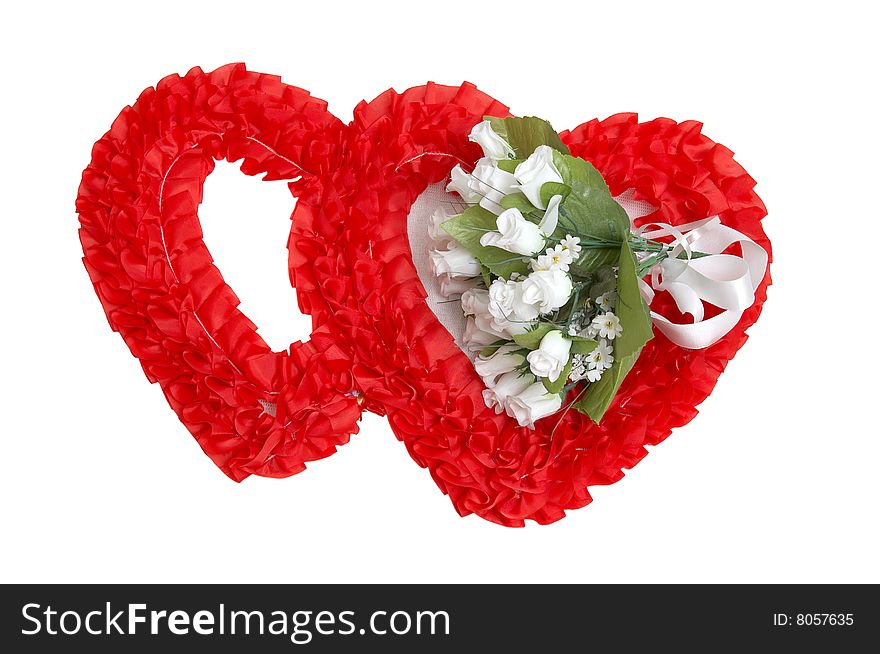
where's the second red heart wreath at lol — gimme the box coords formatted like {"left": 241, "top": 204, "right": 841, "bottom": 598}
{"left": 77, "top": 63, "right": 771, "bottom": 526}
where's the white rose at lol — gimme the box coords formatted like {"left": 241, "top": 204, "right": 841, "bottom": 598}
{"left": 461, "top": 288, "right": 490, "bottom": 316}
{"left": 514, "top": 145, "right": 563, "bottom": 210}
{"left": 439, "top": 274, "right": 479, "bottom": 298}
{"left": 464, "top": 288, "right": 508, "bottom": 337}
{"left": 475, "top": 313, "right": 508, "bottom": 338}
{"left": 487, "top": 278, "right": 515, "bottom": 320}
{"left": 429, "top": 242, "right": 481, "bottom": 278}
{"left": 471, "top": 158, "right": 517, "bottom": 214}
{"left": 526, "top": 330, "right": 572, "bottom": 382}
{"left": 427, "top": 206, "right": 454, "bottom": 244}
{"left": 482, "top": 371, "right": 532, "bottom": 414}
{"left": 463, "top": 316, "right": 503, "bottom": 348}
{"left": 469, "top": 120, "right": 514, "bottom": 160}
{"left": 504, "top": 381, "right": 564, "bottom": 428}
{"left": 487, "top": 279, "right": 536, "bottom": 336}
{"left": 446, "top": 164, "right": 482, "bottom": 203}
{"left": 511, "top": 283, "right": 541, "bottom": 323}
{"left": 474, "top": 344, "right": 525, "bottom": 385}
{"left": 520, "top": 269, "right": 573, "bottom": 314}
{"left": 480, "top": 207, "right": 546, "bottom": 256}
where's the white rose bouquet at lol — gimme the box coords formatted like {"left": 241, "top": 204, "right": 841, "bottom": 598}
{"left": 428, "top": 116, "right": 713, "bottom": 428}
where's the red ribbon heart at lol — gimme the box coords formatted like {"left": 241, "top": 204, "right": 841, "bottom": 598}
{"left": 77, "top": 63, "right": 771, "bottom": 526}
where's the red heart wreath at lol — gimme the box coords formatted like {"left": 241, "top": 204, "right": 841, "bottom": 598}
{"left": 77, "top": 64, "right": 771, "bottom": 526}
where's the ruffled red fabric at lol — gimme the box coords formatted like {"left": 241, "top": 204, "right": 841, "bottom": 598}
{"left": 79, "top": 65, "right": 771, "bottom": 526}
{"left": 296, "top": 87, "right": 772, "bottom": 527}
{"left": 77, "top": 64, "right": 363, "bottom": 481}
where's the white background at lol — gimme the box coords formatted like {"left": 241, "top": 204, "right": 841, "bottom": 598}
{"left": 1, "top": 1, "right": 877, "bottom": 584}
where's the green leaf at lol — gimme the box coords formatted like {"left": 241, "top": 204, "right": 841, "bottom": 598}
{"left": 479, "top": 342, "right": 507, "bottom": 358}
{"left": 556, "top": 177, "right": 629, "bottom": 274}
{"left": 595, "top": 265, "right": 616, "bottom": 282}
{"left": 550, "top": 152, "right": 630, "bottom": 253}
{"left": 496, "top": 158, "right": 521, "bottom": 174}
{"left": 575, "top": 240, "right": 654, "bottom": 423}
{"left": 568, "top": 246, "right": 620, "bottom": 276}
{"left": 542, "top": 359, "right": 573, "bottom": 394}
{"left": 539, "top": 181, "right": 571, "bottom": 208}
{"left": 499, "top": 192, "right": 541, "bottom": 218}
{"left": 486, "top": 116, "right": 570, "bottom": 158}
{"left": 480, "top": 265, "right": 492, "bottom": 288}
{"left": 560, "top": 182, "right": 629, "bottom": 241}
{"left": 570, "top": 336, "right": 597, "bottom": 355}
{"left": 441, "top": 206, "right": 530, "bottom": 279}
{"left": 590, "top": 279, "right": 617, "bottom": 302}
{"left": 512, "top": 323, "right": 556, "bottom": 350}
{"left": 553, "top": 152, "right": 608, "bottom": 188}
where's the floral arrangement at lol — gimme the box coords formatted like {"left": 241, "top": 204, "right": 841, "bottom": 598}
{"left": 78, "top": 64, "right": 770, "bottom": 525}
{"left": 430, "top": 117, "right": 700, "bottom": 428}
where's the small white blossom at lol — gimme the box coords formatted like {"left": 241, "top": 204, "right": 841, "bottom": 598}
{"left": 568, "top": 354, "right": 588, "bottom": 382}
{"left": 530, "top": 253, "right": 552, "bottom": 272}
{"left": 560, "top": 235, "right": 582, "bottom": 255}
{"left": 547, "top": 252, "right": 570, "bottom": 271}
{"left": 586, "top": 339, "right": 614, "bottom": 371}
{"left": 530, "top": 247, "right": 572, "bottom": 272}
{"left": 569, "top": 314, "right": 596, "bottom": 338}
{"left": 553, "top": 244, "right": 576, "bottom": 265}
{"left": 569, "top": 345, "right": 609, "bottom": 383}
{"left": 595, "top": 291, "right": 617, "bottom": 311}
{"left": 591, "top": 312, "right": 623, "bottom": 340}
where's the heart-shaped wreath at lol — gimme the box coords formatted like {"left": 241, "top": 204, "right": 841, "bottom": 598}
{"left": 77, "top": 64, "right": 771, "bottom": 526}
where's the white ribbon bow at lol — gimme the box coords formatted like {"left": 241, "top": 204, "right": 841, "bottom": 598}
{"left": 634, "top": 217, "right": 768, "bottom": 350}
